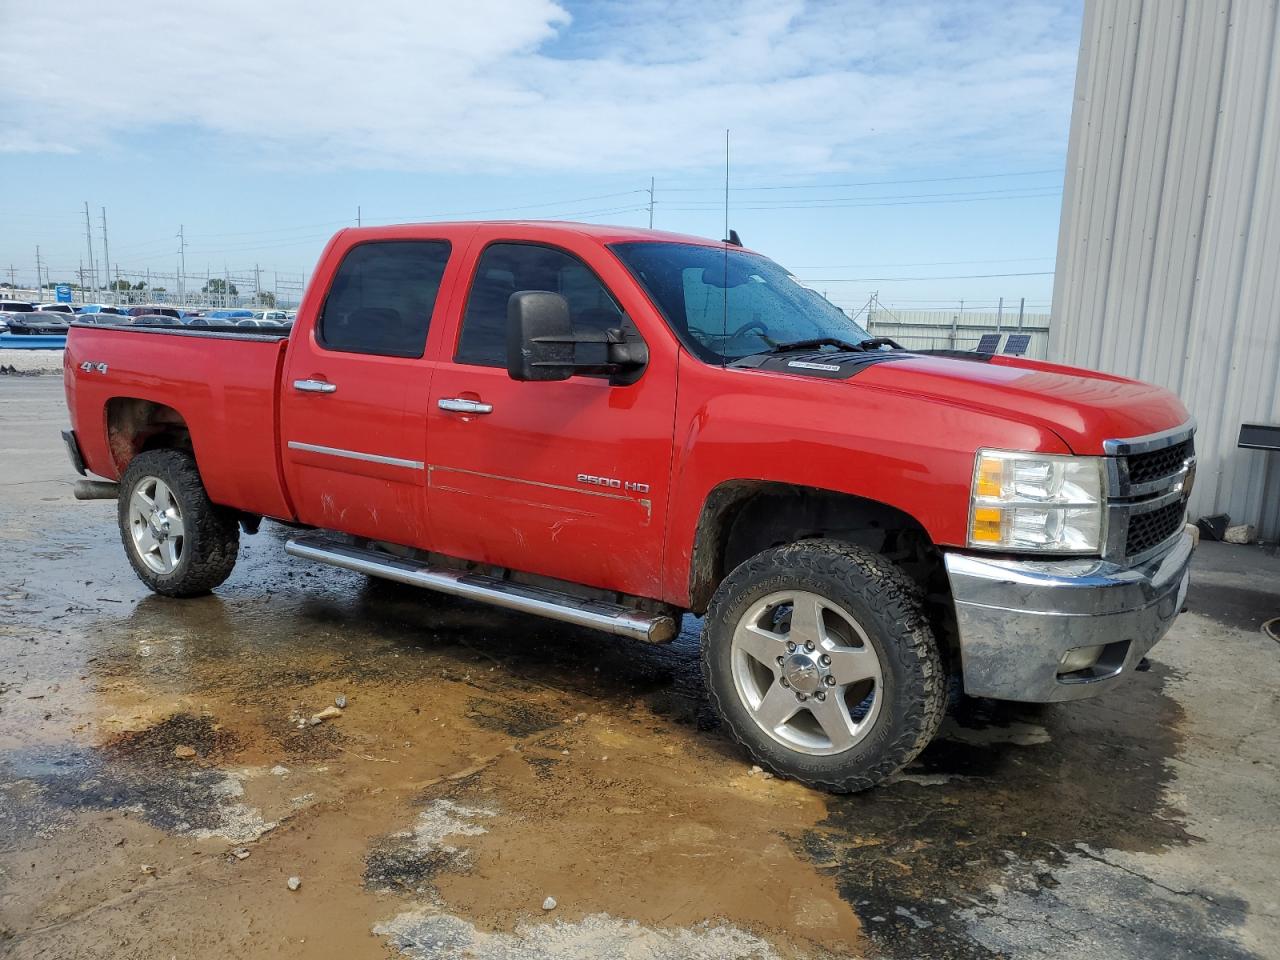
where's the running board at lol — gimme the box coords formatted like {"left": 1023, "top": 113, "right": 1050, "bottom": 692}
{"left": 284, "top": 532, "right": 677, "bottom": 644}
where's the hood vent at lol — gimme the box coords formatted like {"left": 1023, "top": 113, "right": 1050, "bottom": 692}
{"left": 730, "top": 349, "right": 911, "bottom": 380}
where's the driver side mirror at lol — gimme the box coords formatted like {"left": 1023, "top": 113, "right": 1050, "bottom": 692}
{"left": 506, "top": 291, "right": 648, "bottom": 383}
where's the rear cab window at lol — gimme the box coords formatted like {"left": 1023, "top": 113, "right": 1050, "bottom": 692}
{"left": 319, "top": 240, "right": 452, "bottom": 358}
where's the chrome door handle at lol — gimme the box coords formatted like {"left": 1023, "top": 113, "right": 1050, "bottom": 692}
{"left": 293, "top": 379, "right": 337, "bottom": 394}
{"left": 438, "top": 398, "right": 493, "bottom": 415}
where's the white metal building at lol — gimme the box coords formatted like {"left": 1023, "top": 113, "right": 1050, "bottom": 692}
{"left": 1051, "top": 0, "right": 1280, "bottom": 538}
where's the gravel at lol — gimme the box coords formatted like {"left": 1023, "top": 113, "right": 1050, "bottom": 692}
{"left": 0, "top": 349, "right": 64, "bottom": 376}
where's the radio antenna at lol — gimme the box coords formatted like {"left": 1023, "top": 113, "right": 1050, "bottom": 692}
{"left": 722, "top": 128, "right": 730, "bottom": 367}
{"left": 723, "top": 128, "right": 730, "bottom": 242}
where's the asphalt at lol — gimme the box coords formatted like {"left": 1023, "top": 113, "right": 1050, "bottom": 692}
{"left": 2, "top": 373, "right": 1278, "bottom": 959}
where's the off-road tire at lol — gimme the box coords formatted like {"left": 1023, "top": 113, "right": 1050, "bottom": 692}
{"left": 118, "top": 450, "right": 240, "bottom": 597}
{"left": 701, "top": 539, "right": 946, "bottom": 792}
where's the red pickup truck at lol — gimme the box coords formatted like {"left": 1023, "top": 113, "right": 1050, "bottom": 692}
{"left": 61, "top": 221, "right": 1197, "bottom": 791}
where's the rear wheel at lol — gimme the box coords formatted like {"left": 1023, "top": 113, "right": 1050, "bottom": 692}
{"left": 118, "top": 450, "right": 239, "bottom": 597}
{"left": 701, "top": 539, "right": 945, "bottom": 792}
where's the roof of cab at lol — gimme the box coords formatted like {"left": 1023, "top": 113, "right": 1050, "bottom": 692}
{"left": 330, "top": 220, "right": 731, "bottom": 249}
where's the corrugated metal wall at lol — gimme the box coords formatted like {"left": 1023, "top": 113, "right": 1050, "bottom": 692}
{"left": 1052, "top": 0, "right": 1280, "bottom": 538}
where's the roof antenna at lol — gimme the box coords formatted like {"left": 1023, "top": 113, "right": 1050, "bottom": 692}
{"left": 721, "top": 129, "right": 730, "bottom": 367}
{"left": 722, "top": 129, "right": 732, "bottom": 245}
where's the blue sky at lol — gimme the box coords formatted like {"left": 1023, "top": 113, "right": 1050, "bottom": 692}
{"left": 1, "top": 0, "right": 1082, "bottom": 312}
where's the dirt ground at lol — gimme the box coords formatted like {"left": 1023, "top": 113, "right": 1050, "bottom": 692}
{"left": 1, "top": 373, "right": 1278, "bottom": 959}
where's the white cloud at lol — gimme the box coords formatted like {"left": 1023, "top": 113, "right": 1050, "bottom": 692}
{"left": 0, "top": 0, "right": 1080, "bottom": 172}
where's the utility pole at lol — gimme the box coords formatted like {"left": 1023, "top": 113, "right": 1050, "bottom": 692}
{"left": 254, "top": 264, "right": 261, "bottom": 305}
{"left": 83, "top": 202, "right": 97, "bottom": 294}
{"left": 357, "top": 205, "right": 362, "bottom": 227}
{"left": 35, "top": 246, "right": 43, "bottom": 296}
{"left": 6, "top": 265, "right": 15, "bottom": 288}
{"left": 646, "top": 177, "right": 655, "bottom": 229}
{"left": 176, "top": 225, "right": 187, "bottom": 306}
{"left": 101, "top": 207, "right": 113, "bottom": 303}
{"left": 996, "top": 296, "right": 1003, "bottom": 334}
{"left": 1017, "top": 297, "right": 1025, "bottom": 330}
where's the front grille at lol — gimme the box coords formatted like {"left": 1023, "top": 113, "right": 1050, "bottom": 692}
{"left": 1125, "top": 438, "right": 1193, "bottom": 486}
{"left": 1125, "top": 498, "right": 1186, "bottom": 556}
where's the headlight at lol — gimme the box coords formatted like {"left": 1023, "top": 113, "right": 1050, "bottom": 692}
{"left": 968, "top": 449, "right": 1105, "bottom": 553}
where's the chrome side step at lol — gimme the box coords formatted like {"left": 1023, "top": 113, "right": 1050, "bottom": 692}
{"left": 284, "top": 532, "right": 677, "bottom": 644}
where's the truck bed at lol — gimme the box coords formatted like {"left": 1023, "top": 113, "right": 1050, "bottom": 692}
{"left": 64, "top": 323, "right": 295, "bottom": 521}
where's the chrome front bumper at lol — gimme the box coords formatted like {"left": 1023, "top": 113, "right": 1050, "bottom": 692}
{"left": 943, "top": 527, "right": 1195, "bottom": 702}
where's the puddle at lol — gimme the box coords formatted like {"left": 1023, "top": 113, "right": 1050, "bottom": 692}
{"left": 465, "top": 698, "right": 560, "bottom": 738}
{"left": 795, "top": 677, "right": 1212, "bottom": 959}
{"left": 1, "top": 741, "right": 276, "bottom": 843}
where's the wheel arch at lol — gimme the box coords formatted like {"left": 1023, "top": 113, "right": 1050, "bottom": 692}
{"left": 689, "top": 479, "right": 956, "bottom": 619}
{"left": 105, "top": 397, "right": 195, "bottom": 477}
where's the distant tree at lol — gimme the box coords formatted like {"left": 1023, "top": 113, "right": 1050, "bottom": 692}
{"left": 153, "top": 287, "right": 167, "bottom": 294}
{"left": 109, "top": 279, "right": 132, "bottom": 292}
{"left": 257, "top": 291, "right": 277, "bottom": 308}
{"left": 133, "top": 281, "right": 148, "bottom": 290}
{"left": 203, "top": 278, "right": 238, "bottom": 296}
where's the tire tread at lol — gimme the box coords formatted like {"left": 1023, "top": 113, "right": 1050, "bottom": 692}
{"left": 701, "top": 538, "right": 946, "bottom": 793}
{"left": 118, "top": 449, "right": 239, "bottom": 597}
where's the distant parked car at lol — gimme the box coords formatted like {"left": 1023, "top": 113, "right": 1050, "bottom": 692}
{"left": 126, "top": 314, "right": 181, "bottom": 326}
{"left": 252, "top": 310, "right": 291, "bottom": 322}
{"left": 75, "top": 313, "right": 128, "bottom": 324}
{"left": 77, "top": 304, "right": 127, "bottom": 316}
{"left": 206, "top": 309, "right": 255, "bottom": 320}
{"left": 126, "top": 305, "right": 183, "bottom": 319}
{"left": 0, "top": 300, "right": 35, "bottom": 312}
{"left": 0, "top": 311, "right": 69, "bottom": 334}
{"left": 35, "top": 303, "right": 77, "bottom": 314}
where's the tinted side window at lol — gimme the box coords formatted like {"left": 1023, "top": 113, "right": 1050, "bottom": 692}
{"left": 319, "top": 240, "right": 451, "bottom": 358}
{"left": 455, "top": 243, "right": 625, "bottom": 367}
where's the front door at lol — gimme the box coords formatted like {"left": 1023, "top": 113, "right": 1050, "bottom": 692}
{"left": 425, "top": 238, "right": 677, "bottom": 599}
{"left": 279, "top": 238, "right": 454, "bottom": 546}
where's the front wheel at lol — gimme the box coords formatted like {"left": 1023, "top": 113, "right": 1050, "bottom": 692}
{"left": 701, "top": 539, "right": 945, "bottom": 792}
{"left": 118, "top": 449, "right": 240, "bottom": 597}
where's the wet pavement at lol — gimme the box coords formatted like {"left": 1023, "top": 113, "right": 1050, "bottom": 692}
{"left": 2, "top": 374, "right": 1278, "bottom": 959}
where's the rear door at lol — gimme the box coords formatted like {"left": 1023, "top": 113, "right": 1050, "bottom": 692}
{"left": 424, "top": 233, "right": 678, "bottom": 599}
{"left": 279, "top": 238, "right": 456, "bottom": 546}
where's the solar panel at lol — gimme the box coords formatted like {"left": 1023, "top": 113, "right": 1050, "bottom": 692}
{"left": 975, "top": 333, "right": 1001, "bottom": 354}
{"left": 1003, "top": 334, "right": 1032, "bottom": 356}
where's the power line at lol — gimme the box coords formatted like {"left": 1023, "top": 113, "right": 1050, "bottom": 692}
{"left": 792, "top": 256, "right": 1055, "bottom": 269}
{"left": 665, "top": 186, "right": 1061, "bottom": 207}
{"left": 663, "top": 191, "right": 1062, "bottom": 212}
{"left": 658, "top": 168, "right": 1065, "bottom": 192}
{"left": 369, "top": 189, "right": 647, "bottom": 223}
{"left": 800, "top": 270, "right": 1056, "bottom": 283}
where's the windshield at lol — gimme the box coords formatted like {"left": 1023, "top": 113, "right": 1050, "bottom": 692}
{"left": 609, "top": 241, "right": 870, "bottom": 364}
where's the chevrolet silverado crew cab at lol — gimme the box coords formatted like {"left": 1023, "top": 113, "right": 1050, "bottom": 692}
{"left": 61, "top": 221, "right": 1197, "bottom": 792}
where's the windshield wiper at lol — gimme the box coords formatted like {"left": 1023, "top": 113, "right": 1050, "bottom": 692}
{"left": 755, "top": 336, "right": 901, "bottom": 354}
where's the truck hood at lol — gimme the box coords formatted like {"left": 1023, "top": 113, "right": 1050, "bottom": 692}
{"left": 855, "top": 354, "right": 1190, "bottom": 453}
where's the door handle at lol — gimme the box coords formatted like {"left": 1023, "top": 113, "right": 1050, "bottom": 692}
{"left": 294, "top": 379, "right": 337, "bottom": 394}
{"left": 438, "top": 398, "right": 493, "bottom": 415}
